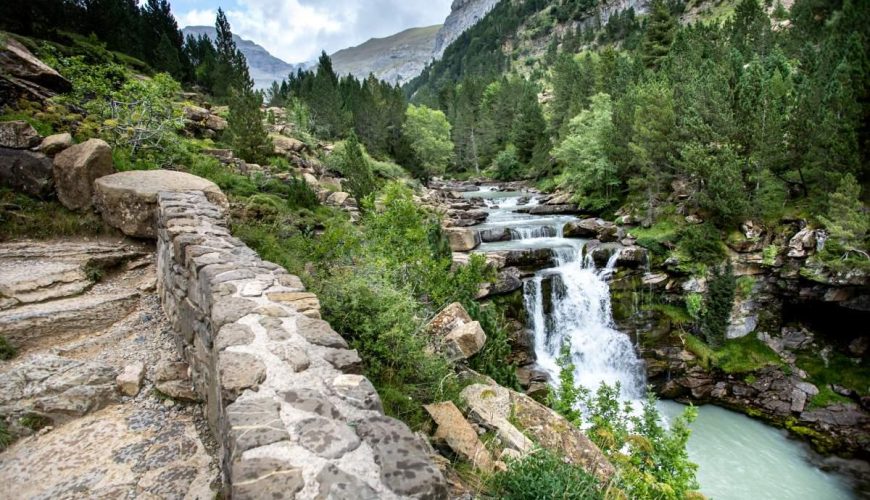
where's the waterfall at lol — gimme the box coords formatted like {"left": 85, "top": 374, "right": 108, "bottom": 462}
{"left": 525, "top": 243, "right": 646, "bottom": 400}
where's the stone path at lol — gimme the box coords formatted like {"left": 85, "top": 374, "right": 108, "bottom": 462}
{"left": 0, "top": 239, "right": 219, "bottom": 499}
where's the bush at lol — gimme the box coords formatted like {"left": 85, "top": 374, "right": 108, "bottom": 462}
{"left": 678, "top": 224, "right": 725, "bottom": 265}
{"left": 0, "top": 336, "right": 16, "bottom": 360}
{"left": 490, "top": 145, "right": 523, "bottom": 181}
{"left": 490, "top": 448, "right": 603, "bottom": 500}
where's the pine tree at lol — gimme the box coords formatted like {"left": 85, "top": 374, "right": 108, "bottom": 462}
{"left": 818, "top": 174, "right": 869, "bottom": 262}
{"left": 640, "top": 0, "right": 677, "bottom": 69}
{"left": 342, "top": 132, "right": 377, "bottom": 207}
{"left": 309, "top": 52, "right": 347, "bottom": 138}
{"left": 212, "top": 8, "right": 247, "bottom": 101}
{"left": 701, "top": 264, "right": 736, "bottom": 349}
{"left": 628, "top": 80, "right": 676, "bottom": 223}
{"left": 226, "top": 56, "right": 272, "bottom": 164}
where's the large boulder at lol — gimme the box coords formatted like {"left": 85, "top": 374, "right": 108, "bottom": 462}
{"left": 52, "top": 138, "right": 115, "bottom": 210}
{"left": 0, "top": 148, "right": 53, "bottom": 196}
{"left": 461, "top": 383, "right": 615, "bottom": 482}
{"left": 94, "top": 170, "right": 227, "bottom": 238}
{"left": 424, "top": 401, "right": 494, "bottom": 472}
{"left": 271, "top": 134, "right": 306, "bottom": 156}
{"left": 426, "top": 302, "right": 486, "bottom": 361}
{"left": 0, "top": 38, "right": 72, "bottom": 102}
{"left": 444, "top": 227, "right": 481, "bottom": 252}
{"left": 0, "top": 120, "right": 40, "bottom": 149}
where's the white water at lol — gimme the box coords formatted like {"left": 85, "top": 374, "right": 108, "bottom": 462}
{"left": 463, "top": 188, "right": 861, "bottom": 499}
{"left": 524, "top": 246, "right": 646, "bottom": 399}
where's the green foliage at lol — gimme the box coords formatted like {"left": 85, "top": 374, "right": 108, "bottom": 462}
{"left": 490, "top": 145, "right": 523, "bottom": 181}
{"left": 678, "top": 143, "right": 749, "bottom": 227}
{"left": 683, "top": 333, "right": 715, "bottom": 370}
{"left": 547, "top": 342, "right": 585, "bottom": 425}
{"left": 0, "top": 336, "right": 16, "bottom": 361}
{"left": 685, "top": 293, "right": 704, "bottom": 321}
{"left": 0, "top": 419, "right": 11, "bottom": 451}
{"left": 678, "top": 224, "right": 726, "bottom": 265}
{"left": 340, "top": 133, "right": 378, "bottom": 207}
{"left": 735, "top": 276, "right": 755, "bottom": 299}
{"left": 467, "top": 302, "right": 520, "bottom": 389}
{"left": 403, "top": 104, "right": 454, "bottom": 183}
{"left": 714, "top": 335, "right": 782, "bottom": 373}
{"left": 818, "top": 174, "right": 869, "bottom": 268}
{"left": 553, "top": 93, "right": 619, "bottom": 211}
{"left": 18, "top": 413, "right": 51, "bottom": 431}
{"left": 226, "top": 83, "right": 272, "bottom": 164}
{"left": 490, "top": 448, "right": 603, "bottom": 500}
{"left": 641, "top": 0, "right": 678, "bottom": 68}
{"left": 700, "top": 264, "right": 736, "bottom": 349}
{"left": 301, "top": 183, "right": 492, "bottom": 426}
{"left": 796, "top": 351, "right": 869, "bottom": 401}
{"left": 762, "top": 244, "right": 778, "bottom": 266}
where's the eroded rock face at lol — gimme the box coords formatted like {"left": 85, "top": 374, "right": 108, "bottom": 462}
{"left": 0, "top": 148, "right": 53, "bottom": 197}
{"left": 0, "top": 354, "right": 118, "bottom": 434}
{"left": 434, "top": 0, "right": 500, "bottom": 56}
{"left": 94, "top": 170, "right": 227, "bottom": 237}
{"left": 0, "top": 38, "right": 72, "bottom": 102}
{"left": 52, "top": 138, "right": 115, "bottom": 210}
{"left": 0, "top": 120, "right": 40, "bottom": 149}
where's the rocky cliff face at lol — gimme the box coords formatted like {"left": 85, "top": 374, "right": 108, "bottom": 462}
{"left": 331, "top": 25, "right": 441, "bottom": 86}
{"left": 182, "top": 26, "right": 298, "bottom": 90}
{"left": 434, "top": 0, "right": 501, "bottom": 57}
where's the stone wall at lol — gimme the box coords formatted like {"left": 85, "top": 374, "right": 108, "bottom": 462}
{"left": 155, "top": 191, "right": 446, "bottom": 499}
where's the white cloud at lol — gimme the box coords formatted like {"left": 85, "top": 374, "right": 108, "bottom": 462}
{"left": 177, "top": 0, "right": 452, "bottom": 63}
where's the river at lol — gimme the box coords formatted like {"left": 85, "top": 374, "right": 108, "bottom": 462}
{"left": 463, "top": 186, "right": 860, "bottom": 499}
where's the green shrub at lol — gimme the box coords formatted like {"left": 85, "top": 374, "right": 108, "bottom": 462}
{"left": 0, "top": 336, "right": 16, "bottom": 360}
{"left": 468, "top": 302, "right": 521, "bottom": 389}
{"left": 678, "top": 224, "right": 725, "bottom": 265}
{"left": 0, "top": 420, "right": 11, "bottom": 451}
{"left": 0, "top": 190, "right": 110, "bottom": 241}
{"left": 490, "top": 145, "right": 523, "bottom": 181}
{"left": 490, "top": 448, "right": 603, "bottom": 500}
{"left": 18, "top": 413, "right": 51, "bottom": 431}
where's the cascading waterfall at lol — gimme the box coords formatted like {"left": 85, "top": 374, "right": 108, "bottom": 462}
{"left": 525, "top": 243, "right": 646, "bottom": 400}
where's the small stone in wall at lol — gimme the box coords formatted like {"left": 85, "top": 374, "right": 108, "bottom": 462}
{"left": 231, "top": 458, "right": 304, "bottom": 500}
{"left": 218, "top": 351, "right": 266, "bottom": 402}
{"left": 117, "top": 362, "right": 145, "bottom": 397}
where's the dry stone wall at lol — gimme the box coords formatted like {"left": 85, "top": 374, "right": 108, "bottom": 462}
{"left": 155, "top": 190, "right": 446, "bottom": 499}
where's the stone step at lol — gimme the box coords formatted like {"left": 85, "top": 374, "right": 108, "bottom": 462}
{"left": 0, "top": 290, "right": 140, "bottom": 350}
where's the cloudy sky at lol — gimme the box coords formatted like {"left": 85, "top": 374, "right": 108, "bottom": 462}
{"left": 174, "top": 0, "right": 453, "bottom": 63}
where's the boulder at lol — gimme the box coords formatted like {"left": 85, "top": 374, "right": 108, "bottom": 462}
{"left": 426, "top": 302, "right": 486, "bottom": 361}
{"left": 0, "top": 38, "right": 72, "bottom": 102}
{"left": 182, "top": 105, "right": 209, "bottom": 122}
{"left": 271, "top": 134, "right": 306, "bottom": 156}
{"left": 204, "top": 114, "right": 227, "bottom": 131}
{"left": 444, "top": 227, "right": 480, "bottom": 252}
{"left": 424, "top": 401, "right": 494, "bottom": 472}
{"left": 616, "top": 246, "right": 648, "bottom": 268}
{"left": 788, "top": 227, "right": 817, "bottom": 258}
{"left": 94, "top": 170, "right": 227, "bottom": 238}
{"left": 564, "top": 218, "right": 618, "bottom": 241}
{"left": 0, "top": 148, "right": 53, "bottom": 196}
{"left": 0, "top": 120, "right": 40, "bottom": 149}
{"left": 426, "top": 302, "right": 473, "bottom": 338}
{"left": 443, "top": 321, "right": 486, "bottom": 361}
{"left": 38, "top": 133, "right": 73, "bottom": 156}
{"left": 52, "top": 138, "right": 115, "bottom": 210}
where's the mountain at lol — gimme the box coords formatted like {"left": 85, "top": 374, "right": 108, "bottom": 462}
{"left": 330, "top": 25, "right": 441, "bottom": 86}
{"left": 433, "top": 0, "right": 501, "bottom": 57}
{"left": 181, "top": 26, "right": 297, "bottom": 90}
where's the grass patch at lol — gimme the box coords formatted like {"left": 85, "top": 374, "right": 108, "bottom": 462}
{"left": 632, "top": 218, "right": 681, "bottom": 257}
{"left": 683, "top": 333, "right": 715, "bottom": 370}
{"left": 489, "top": 448, "right": 603, "bottom": 500}
{"left": 0, "top": 111, "right": 54, "bottom": 136}
{"left": 796, "top": 351, "right": 869, "bottom": 404}
{"left": 0, "top": 336, "right": 17, "bottom": 360}
{"left": 713, "top": 335, "right": 782, "bottom": 373}
{"left": 646, "top": 303, "right": 693, "bottom": 326}
{"left": 0, "top": 190, "right": 112, "bottom": 241}
{"left": 18, "top": 413, "right": 51, "bottom": 431}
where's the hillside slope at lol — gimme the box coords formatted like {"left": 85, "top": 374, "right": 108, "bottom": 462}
{"left": 331, "top": 25, "right": 441, "bottom": 85}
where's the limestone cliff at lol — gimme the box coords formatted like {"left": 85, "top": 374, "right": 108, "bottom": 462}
{"left": 433, "top": 0, "right": 501, "bottom": 57}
